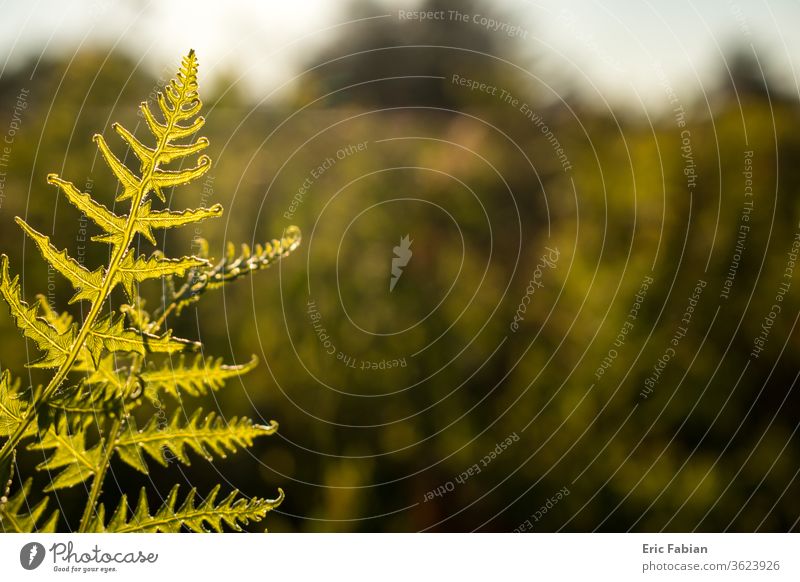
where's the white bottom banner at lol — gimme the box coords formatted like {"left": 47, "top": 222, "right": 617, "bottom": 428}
{"left": 0, "top": 533, "right": 797, "bottom": 581}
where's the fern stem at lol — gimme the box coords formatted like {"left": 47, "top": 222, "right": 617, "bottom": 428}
{"left": 0, "top": 74, "right": 194, "bottom": 466}
{"left": 78, "top": 416, "right": 122, "bottom": 532}
{"left": 150, "top": 302, "right": 177, "bottom": 333}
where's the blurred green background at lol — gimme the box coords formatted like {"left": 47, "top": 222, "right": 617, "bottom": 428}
{"left": 1, "top": 0, "right": 800, "bottom": 531}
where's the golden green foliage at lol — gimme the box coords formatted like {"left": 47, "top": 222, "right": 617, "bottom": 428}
{"left": 0, "top": 50, "right": 300, "bottom": 532}
{"left": 88, "top": 484, "right": 284, "bottom": 533}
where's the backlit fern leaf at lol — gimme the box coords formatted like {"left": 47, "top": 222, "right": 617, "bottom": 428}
{"left": 36, "top": 299, "right": 119, "bottom": 387}
{"left": 142, "top": 354, "right": 259, "bottom": 398}
{"left": 0, "top": 363, "right": 115, "bottom": 432}
{"left": 48, "top": 175, "right": 127, "bottom": 243}
{"left": 117, "top": 253, "right": 208, "bottom": 300}
{"left": 0, "top": 257, "right": 74, "bottom": 368}
{"left": 89, "top": 485, "right": 283, "bottom": 533}
{"left": 0, "top": 371, "right": 30, "bottom": 438}
{"left": 116, "top": 409, "right": 277, "bottom": 473}
{"left": 28, "top": 418, "right": 104, "bottom": 491}
{"left": 137, "top": 204, "right": 223, "bottom": 237}
{"left": 16, "top": 218, "right": 105, "bottom": 304}
{"left": 0, "top": 478, "right": 59, "bottom": 533}
{"left": 166, "top": 227, "right": 302, "bottom": 317}
{"left": 85, "top": 314, "right": 198, "bottom": 366}
{"left": 46, "top": 383, "right": 125, "bottom": 425}
{"left": 0, "top": 50, "right": 297, "bottom": 532}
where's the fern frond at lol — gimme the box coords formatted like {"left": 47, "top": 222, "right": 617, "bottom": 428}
{"left": 89, "top": 484, "right": 283, "bottom": 532}
{"left": 208, "top": 227, "right": 303, "bottom": 290}
{"left": 158, "top": 137, "right": 209, "bottom": 165}
{"left": 29, "top": 418, "right": 103, "bottom": 491}
{"left": 1, "top": 368, "right": 109, "bottom": 440}
{"left": 46, "top": 383, "right": 124, "bottom": 424}
{"left": 94, "top": 133, "right": 141, "bottom": 202}
{"left": 169, "top": 226, "right": 302, "bottom": 315}
{"left": 17, "top": 218, "right": 104, "bottom": 304}
{"left": 85, "top": 314, "right": 197, "bottom": 365}
{"left": 0, "top": 49, "right": 294, "bottom": 534}
{"left": 142, "top": 354, "right": 258, "bottom": 398}
{"left": 151, "top": 156, "right": 211, "bottom": 193}
{"left": 48, "top": 175, "right": 222, "bottom": 247}
{"left": 81, "top": 354, "right": 134, "bottom": 395}
{"left": 0, "top": 478, "right": 59, "bottom": 532}
{"left": 36, "top": 299, "right": 104, "bottom": 375}
{"left": 116, "top": 253, "right": 207, "bottom": 301}
{"left": 119, "top": 301, "right": 151, "bottom": 331}
{"left": 113, "top": 122, "right": 154, "bottom": 166}
{"left": 0, "top": 256, "right": 74, "bottom": 368}
{"left": 36, "top": 294, "right": 75, "bottom": 334}
{"left": 0, "top": 339, "right": 111, "bottom": 433}
{"left": 0, "top": 370, "right": 31, "bottom": 437}
{"left": 137, "top": 203, "right": 223, "bottom": 236}
{"left": 47, "top": 175, "right": 127, "bottom": 245}
{"left": 116, "top": 409, "right": 276, "bottom": 473}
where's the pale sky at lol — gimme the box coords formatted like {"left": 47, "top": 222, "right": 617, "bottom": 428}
{"left": 0, "top": 0, "right": 798, "bottom": 110}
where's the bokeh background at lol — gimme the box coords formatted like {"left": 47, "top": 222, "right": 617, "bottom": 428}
{"left": 2, "top": 0, "right": 800, "bottom": 531}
